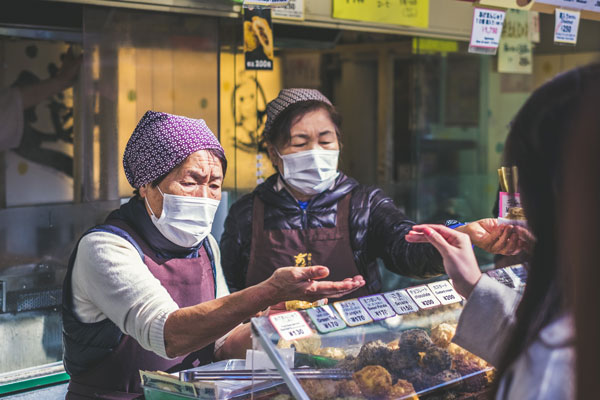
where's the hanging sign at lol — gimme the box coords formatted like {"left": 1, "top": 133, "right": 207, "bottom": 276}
{"left": 498, "top": 9, "right": 533, "bottom": 74}
{"left": 269, "top": 311, "right": 313, "bottom": 341}
{"left": 554, "top": 8, "right": 581, "bottom": 45}
{"left": 469, "top": 8, "right": 507, "bottom": 55}
{"left": 332, "top": 0, "right": 429, "bottom": 29}
{"left": 529, "top": 11, "right": 541, "bottom": 43}
{"left": 272, "top": 0, "right": 304, "bottom": 20}
{"left": 244, "top": 8, "right": 274, "bottom": 70}
{"left": 306, "top": 305, "right": 347, "bottom": 333}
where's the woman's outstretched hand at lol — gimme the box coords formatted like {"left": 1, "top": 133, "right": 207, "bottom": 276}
{"left": 406, "top": 224, "right": 482, "bottom": 298}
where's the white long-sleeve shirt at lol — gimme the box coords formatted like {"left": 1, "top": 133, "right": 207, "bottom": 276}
{"left": 71, "top": 231, "right": 230, "bottom": 359}
{"left": 0, "top": 87, "right": 24, "bottom": 151}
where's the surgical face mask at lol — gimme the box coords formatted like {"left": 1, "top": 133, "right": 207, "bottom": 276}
{"left": 145, "top": 187, "right": 220, "bottom": 248}
{"left": 277, "top": 148, "right": 340, "bottom": 195}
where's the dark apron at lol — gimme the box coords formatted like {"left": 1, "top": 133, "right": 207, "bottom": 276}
{"left": 246, "top": 193, "right": 369, "bottom": 301}
{"left": 66, "top": 219, "right": 216, "bottom": 400}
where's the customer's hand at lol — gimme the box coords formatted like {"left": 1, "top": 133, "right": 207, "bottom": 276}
{"left": 455, "top": 218, "right": 522, "bottom": 255}
{"left": 263, "top": 266, "right": 365, "bottom": 304}
{"left": 406, "top": 225, "right": 481, "bottom": 298}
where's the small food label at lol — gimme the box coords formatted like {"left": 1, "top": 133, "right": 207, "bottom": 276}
{"left": 306, "top": 305, "right": 347, "bottom": 333}
{"left": 428, "top": 280, "right": 462, "bottom": 305}
{"left": 383, "top": 290, "right": 419, "bottom": 315}
{"left": 406, "top": 285, "right": 441, "bottom": 309}
{"left": 269, "top": 311, "right": 313, "bottom": 341}
{"left": 358, "top": 294, "right": 396, "bottom": 320}
{"left": 333, "top": 299, "right": 373, "bottom": 326}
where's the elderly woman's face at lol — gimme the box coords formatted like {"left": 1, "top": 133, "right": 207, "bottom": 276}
{"left": 140, "top": 150, "right": 223, "bottom": 218}
{"left": 267, "top": 108, "right": 339, "bottom": 171}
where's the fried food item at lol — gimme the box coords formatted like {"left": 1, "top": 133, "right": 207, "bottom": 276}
{"left": 356, "top": 340, "right": 393, "bottom": 370}
{"left": 251, "top": 16, "right": 273, "bottom": 59}
{"left": 388, "top": 346, "right": 420, "bottom": 373}
{"left": 277, "top": 335, "right": 321, "bottom": 354}
{"left": 337, "top": 355, "right": 359, "bottom": 372}
{"left": 422, "top": 346, "right": 452, "bottom": 375}
{"left": 387, "top": 379, "right": 418, "bottom": 400}
{"left": 452, "top": 357, "right": 489, "bottom": 393}
{"left": 430, "top": 323, "right": 456, "bottom": 349}
{"left": 337, "top": 379, "right": 364, "bottom": 397}
{"left": 429, "top": 369, "right": 462, "bottom": 388}
{"left": 400, "top": 329, "right": 433, "bottom": 351}
{"left": 447, "top": 343, "right": 489, "bottom": 370}
{"left": 243, "top": 21, "right": 258, "bottom": 52}
{"left": 353, "top": 365, "right": 393, "bottom": 399}
{"left": 299, "top": 379, "right": 339, "bottom": 400}
{"left": 387, "top": 338, "right": 400, "bottom": 350}
{"left": 314, "top": 346, "right": 346, "bottom": 360}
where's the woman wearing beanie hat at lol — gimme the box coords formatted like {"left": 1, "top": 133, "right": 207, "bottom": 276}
{"left": 221, "top": 89, "right": 525, "bottom": 298}
{"left": 61, "top": 111, "right": 365, "bottom": 399}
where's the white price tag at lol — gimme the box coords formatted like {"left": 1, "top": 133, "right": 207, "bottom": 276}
{"left": 306, "top": 305, "right": 346, "bottom": 333}
{"left": 428, "top": 280, "right": 462, "bottom": 305}
{"left": 358, "top": 294, "right": 396, "bottom": 321}
{"left": 406, "top": 285, "right": 441, "bottom": 309}
{"left": 272, "top": 0, "right": 304, "bottom": 20}
{"left": 554, "top": 8, "right": 580, "bottom": 45}
{"left": 383, "top": 290, "right": 419, "bottom": 315}
{"left": 333, "top": 299, "right": 373, "bottom": 327}
{"left": 269, "top": 311, "right": 313, "bottom": 341}
{"left": 469, "top": 8, "right": 506, "bottom": 55}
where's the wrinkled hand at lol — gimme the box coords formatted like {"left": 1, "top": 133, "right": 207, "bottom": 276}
{"left": 406, "top": 225, "right": 481, "bottom": 298}
{"left": 264, "top": 266, "right": 365, "bottom": 304}
{"left": 456, "top": 218, "right": 523, "bottom": 255}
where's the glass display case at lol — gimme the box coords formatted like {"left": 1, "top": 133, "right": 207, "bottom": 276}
{"left": 141, "top": 265, "right": 526, "bottom": 400}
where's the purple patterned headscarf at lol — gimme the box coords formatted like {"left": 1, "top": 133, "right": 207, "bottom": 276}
{"left": 263, "top": 88, "right": 332, "bottom": 136}
{"left": 123, "top": 111, "right": 225, "bottom": 188}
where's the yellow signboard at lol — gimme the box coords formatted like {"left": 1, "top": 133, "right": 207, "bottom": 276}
{"left": 412, "top": 38, "right": 459, "bottom": 54}
{"left": 333, "top": 0, "right": 429, "bottom": 28}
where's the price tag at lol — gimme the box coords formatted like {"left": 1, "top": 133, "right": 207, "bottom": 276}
{"left": 358, "top": 294, "right": 396, "bottom": 321}
{"left": 406, "top": 285, "right": 441, "bottom": 309}
{"left": 469, "top": 7, "right": 506, "bottom": 55}
{"left": 383, "top": 290, "right": 419, "bottom": 315}
{"left": 269, "top": 311, "right": 313, "bottom": 341}
{"left": 306, "top": 305, "right": 346, "bottom": 333}
{"left": 554, "top": 8, "right": 580, "bottom": 45}
{"left": 333, "top": 299, "right": 373, "bottom": 327}
{"left": 428, "top": 280, "right": 462, "bottom": 305}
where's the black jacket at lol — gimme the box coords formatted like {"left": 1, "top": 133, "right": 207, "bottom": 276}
{"left": 220, "top": 173, "right": 444, "bottom": 294}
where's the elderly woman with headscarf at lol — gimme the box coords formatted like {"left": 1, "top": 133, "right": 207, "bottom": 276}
{"left": 221, "top": 89, "right": 524, "bottom": 299}
{"left": 61, "top": 111, "right": 365, "bottom": 399}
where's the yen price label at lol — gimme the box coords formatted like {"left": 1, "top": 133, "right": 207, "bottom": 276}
{"left": 406, "top": 285, "right": 441, "bottom": 309}
{"left": 333, "top": 299, "right": 373, "bottom": 326}
{"left": 428, "top": 280, "right": 462, "bottom": 305}
{"left": 358, "top": 294, "right": 396, "bottom": 320}
{"left": 383, "top": 290, "right": 419, "bottom": 315}
{"left": 306, "top": 305, "right": 346, "bottom": 333}
{"left": 269, "top": 311, "right": 313, "bottom": 341}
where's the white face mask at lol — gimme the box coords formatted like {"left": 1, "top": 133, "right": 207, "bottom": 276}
{"left": 145, "top": 187, "right": 220, "bottom": 248}
{"left": 277, "top": 149, "right": 340, "bottom": 195}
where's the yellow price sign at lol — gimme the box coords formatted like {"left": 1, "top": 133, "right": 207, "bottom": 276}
{"left": 333, "top": 0, "right": 429, "bottom": 28}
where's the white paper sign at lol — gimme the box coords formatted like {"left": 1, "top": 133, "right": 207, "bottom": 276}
{"left": 358, "top": 294, "right": 396, "bottom": 321}
{"left": 428, "top": 280, "right": 462, "bottom": 305}
{"left": 244, "top": 0, "right": 289, "bottom": 6}
{"left": 554, "top": 9, "right": 580, "bottom": 45}
{"left": 272, "top": 0, "right": 304, "bottom": 20}
{"left": 406, "top": 285, "right": 441, "bottom": 309}
{"left": 269, "top": 311, "right": 313, "bottom": 341}
{"left": 469, "top": 8, "right": 506, "bottom": 55}
{"left": 333, "top": 299, "right": 373, "bottom": 326}
{"left": 306, "top": 305, "right": 347, "bottom": 333}
{"left": 383, "top": 290, "right": 420, "bottom": 315}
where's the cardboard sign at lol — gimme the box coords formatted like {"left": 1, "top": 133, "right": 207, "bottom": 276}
{"left": 332, "top": 0, "right": 429, "bottom": 29}
{"left": 244, "top": 8, "right": 274, "bottom": 70}
{"left": 358, "top": 294, "right": 396, "bottom": 321}
{"left": 269, "top": 311, "right": 313, "bottom": 341}
{"left": 383, "top": 290, "right": 420, "bottom": 315}
{"left": 554, "top": 8, "right": 580, "bottom": 45}
{"left": 333, "top": 299, "right": 373, "bottom": 327}
{"left": 306, "top": 305, "right": 347, "bottom": 333}
{"left": 272, "top": 0, "right": 304, "bottom": 20}
{"left": 469, "top": 8, "right": 506, "bottom": 55}
{"left": 406, "top": 285, "right": 441, "bottom": 309}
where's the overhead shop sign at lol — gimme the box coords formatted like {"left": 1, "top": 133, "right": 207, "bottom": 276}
{"left": 244, "top": 7, "right": 274, "bottom": 70}
{"left": 332, "top": 0, "right": 429, "bottom": 29}
{"left": 469, "top": 7, "right": 506, "bottom": 54}
{"left": 537, "top": 0, "right": 600, "bottom": 12}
